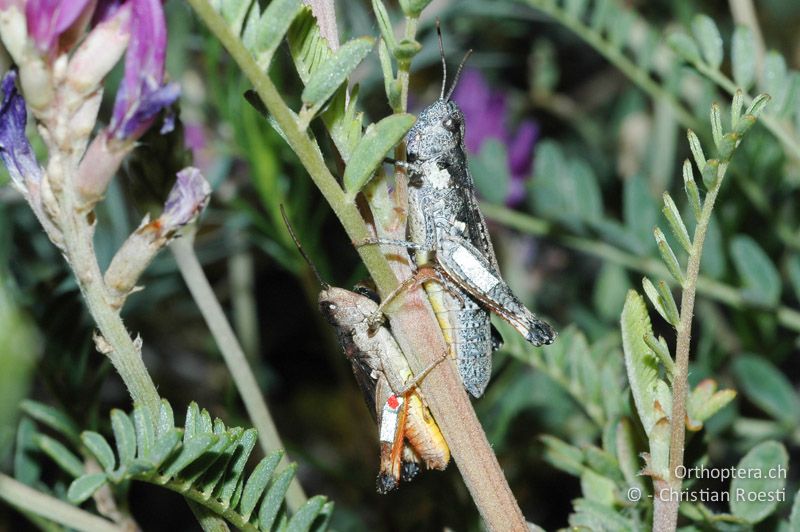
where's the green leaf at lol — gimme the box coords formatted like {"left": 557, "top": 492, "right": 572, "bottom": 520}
{"left": 288, "top": 7, "right": 333, "bottom": 85}
{"left": 565, "top": 0, "right": 588, "bottom": 19}
{"left": 642, "top": 277, "right": 669, "bottom": 324}
{"left": 718, "top": 132, "right": 740, "bottom": 160}
{"left": 687, "top": 130, "right": 706, "bottom": 172}
{"left": 668, "top": 32, "right": 701, "bottom": 64}
{"left": 763, "top": 51, "right": 787, "bottom": 100}
{"left": 81, "top": 431, "right": 116, "bottom": 472}
{"left": 540, "top": 435, "right": 584, "bottom": 476}
{"left": 662, "top": 192, "right": 691, "bottom": 253}
{"left": 701, "top": 158, "right": 720, "bottom": 190}
{"left": 287, "top": 495, "right": 327, "bottom": 532}
{"left": 391, "top": 40, "right": 422, "bottom": 63}
{"left": 241, "top": 2, "right": 260, "bottom": 51}
{"left": 686, "top": 379, "right": 736, "bottom": 427}
{"left": 14, "top": 418, "right": 40, "bottom": 485}
{"left": 710, "top": 103, "right": 723, "bottom": 149}
{"left": 691, "top": 15, "right": 723, "bottom": 69}
{"left": 67, "top": 473, "right": 107, "bottom": 504}
{"left": 148, "top": 429, "right": 181, "bottom": 470}
{"left": 730, "top": 441, "right": 788, "bottom": 523}
{"left": 133, "top": 405, "right": 155, "bottom": 459}
{"left": 371, "top": 0, "right": 397, "bottom": 52}
{"left": 790, "top": 488, "right": 800, "bottom": 531}
{"left": 158, "top": 399, "right": 174, "bottom": 437}
{"left": 730, "top": 235, "right": 781, "bottom": 307}
{"left": 643, "top": 333, "right": 674, "bottom": 378}
{"left": 624, "top": 174, "right": 658, "bottom": 252}
{"left": 162, "top": 434, "right": 216, "bottom": 480}
{"left": 252, "top": 0, "right": 303, "bottom": 70}
{"left": 36, "top": 434, "right": 84, "bottom": 478}
{"left": 581, "top": 470, "right": 617, "bottom": 507}
{"left": 19, "top": 400, "right": 80, "bottom": 446}
{"left": 615, "top": 418, "right": 645, "bottom": 491}
{"left": 111, "top": 409, "right": 136, "bottom": 467}
{"left": 731, "top": 89, "right": 745, "bottom": 130}
{"left": 259, "top": 465, "right": 297, "bottom": 530}
{"left": 746, "top": 93, "right": 771, "bottom": 118}
{"left": 570, "top": 498, "right": 632, "bottom": 530}
{"left": 654, "top": 227, "right": 685, "bottom": 286}
{"left": 620, "top": 291, "right": 660, "bottom": 436}
{"left": 378, "top": 39, "right": 397, "bottom": 109}
{"left": 593, "top": 263, "right": 630, "bottom": 322}
{"left": 732, "top": 354, "right": 800, "bottom": 425}
{"left": 682, "top": 159, "right": 702, "bottom": 220}
{"left": 732, "top": 25, "right": 756, "bottom": 89}
{"left": 787, "top": 255, "right": 800, "bottom": 303}
{"left": 342, "top": 113, "right": 415, "bottom": 194}
{"left": 219, "top": 0, "right": 250, "bottom": 36}
{"left": 301, "top": 37, "right": 375, "bottom": 117}
{"left": 241, "top": 452, "right": 283, "bottom": 520}
{"left": 217, "top": 428, "right": 258, "bottom": 505}
{"left": 470, "top": 139, "right": 510, "bottom": 205}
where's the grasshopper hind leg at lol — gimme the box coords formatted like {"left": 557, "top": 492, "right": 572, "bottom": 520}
{"left": 454, "top": 303, "right": 493, "bottom": 398}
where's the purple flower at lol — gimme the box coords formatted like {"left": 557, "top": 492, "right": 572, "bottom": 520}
{"left": 452, "top": 68, "right": 539, "bottom": 206}
{"left": 0, "top": 70, "right": 41, "bottom": 188}
{"left": 454, "top": 69, "right": 507, "bottom": 153}
{"left": 26, "top": 0, "right": 93, "bottom": 55}
{"left": 159, "top": 167, "right": 211, "bottom": 232}
{"left": 109, "top": 0, "right": 179, "bottom": 141}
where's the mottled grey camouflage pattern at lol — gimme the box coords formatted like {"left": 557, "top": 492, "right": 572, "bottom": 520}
{"left": 403, "top": 99, "right": 556, "bottom": 397}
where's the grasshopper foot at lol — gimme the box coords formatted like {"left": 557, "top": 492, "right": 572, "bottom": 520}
{"left": 376, "top": 474, "right": 398, "bottom": 494}
{"left": 401, "top": 461, "right": 421, "bottom": 482}
{"left": 526, "top": 318, "right": 557, "bottom": 346}
{"left": 366, "top": 312, "right": 385, "bottom": 336}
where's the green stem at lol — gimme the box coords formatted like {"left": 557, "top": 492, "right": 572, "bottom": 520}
{"left": 170, "top": 236, "right": 307, "bottom": 512}
{"left": 186, "top": 0, "right": 396, "bottom": 295}
{"left": 654, "top": 180, "right": 722, "bottom": 531}
{"left": 0, "top": 473, "right": 120, "bottom": 532}
{"left": 53, "top": 152, "right": 160, "bottom": 423}
{"left": 480, "top": 203, "right": 800, "bottom": 333}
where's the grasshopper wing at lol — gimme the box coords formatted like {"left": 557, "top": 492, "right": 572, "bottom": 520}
{"left": 438, "top": 235, "right": 556, "bottom": 346}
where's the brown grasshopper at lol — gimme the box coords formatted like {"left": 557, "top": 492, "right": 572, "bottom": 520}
{"left": 359, "top": 26, "right": 556, "bottom": 398}
{"left": 281, "top": 207, "right": 449, "bottom": 493}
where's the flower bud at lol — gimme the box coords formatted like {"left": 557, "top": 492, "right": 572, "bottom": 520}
{"left": 67, "top": 3, "right": 131, "bottom": 95}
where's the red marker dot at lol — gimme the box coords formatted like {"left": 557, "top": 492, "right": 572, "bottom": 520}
{"left": 387, "top": 395, "right": 399, "bottom": 409}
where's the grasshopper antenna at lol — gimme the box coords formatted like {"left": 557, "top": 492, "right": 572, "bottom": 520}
{"left": 437, "top": 19, "right": 447, "bottom": 100}
{"left": 445, "top": 49, "right": 473, "bottom": 101}
{"left": 280, "top": 204, "right": 329, "bottom": 289}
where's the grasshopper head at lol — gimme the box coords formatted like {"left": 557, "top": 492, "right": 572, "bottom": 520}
{"left": 318, "top": 287, "right": 376, "bottom": 330}
{"left": 406, "top": 99, "right": 466, "bottom": 163}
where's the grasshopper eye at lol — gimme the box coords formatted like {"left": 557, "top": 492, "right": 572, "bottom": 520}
{"left": 442, "top": 116, "right": 459, "bottom": 132}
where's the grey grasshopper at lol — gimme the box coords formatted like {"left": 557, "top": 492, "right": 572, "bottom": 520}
{"left": 360, "top": 27, "right": 556, "bottom": 398}
{"left": 281, "top": 207, "right": 449, "bottom": 493}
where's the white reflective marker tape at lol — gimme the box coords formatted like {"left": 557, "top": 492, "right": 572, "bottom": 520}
{"left": 379, "top": 395, "right": 404, "bottom": 443}
{"left": 452, "top": 246, "right": 500, "bottom": 292}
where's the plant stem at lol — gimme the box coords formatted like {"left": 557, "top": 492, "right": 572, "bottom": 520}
{"left": 187, "top": 2, "right": 528, "bottom": 528}
{"left": 0, "top": 473, "right": 120, "bottom": 532}
{"left": 655, "top": 179, "right": 721, "bottom": 530}
{"left": 51, "top": 150, "right": 161, "bottom": 423}
{"left": 170, "top": 235, "right": 307, "bottom": 512}
{"left": 479, "top": 203, "right": 800, "bottom": 333}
